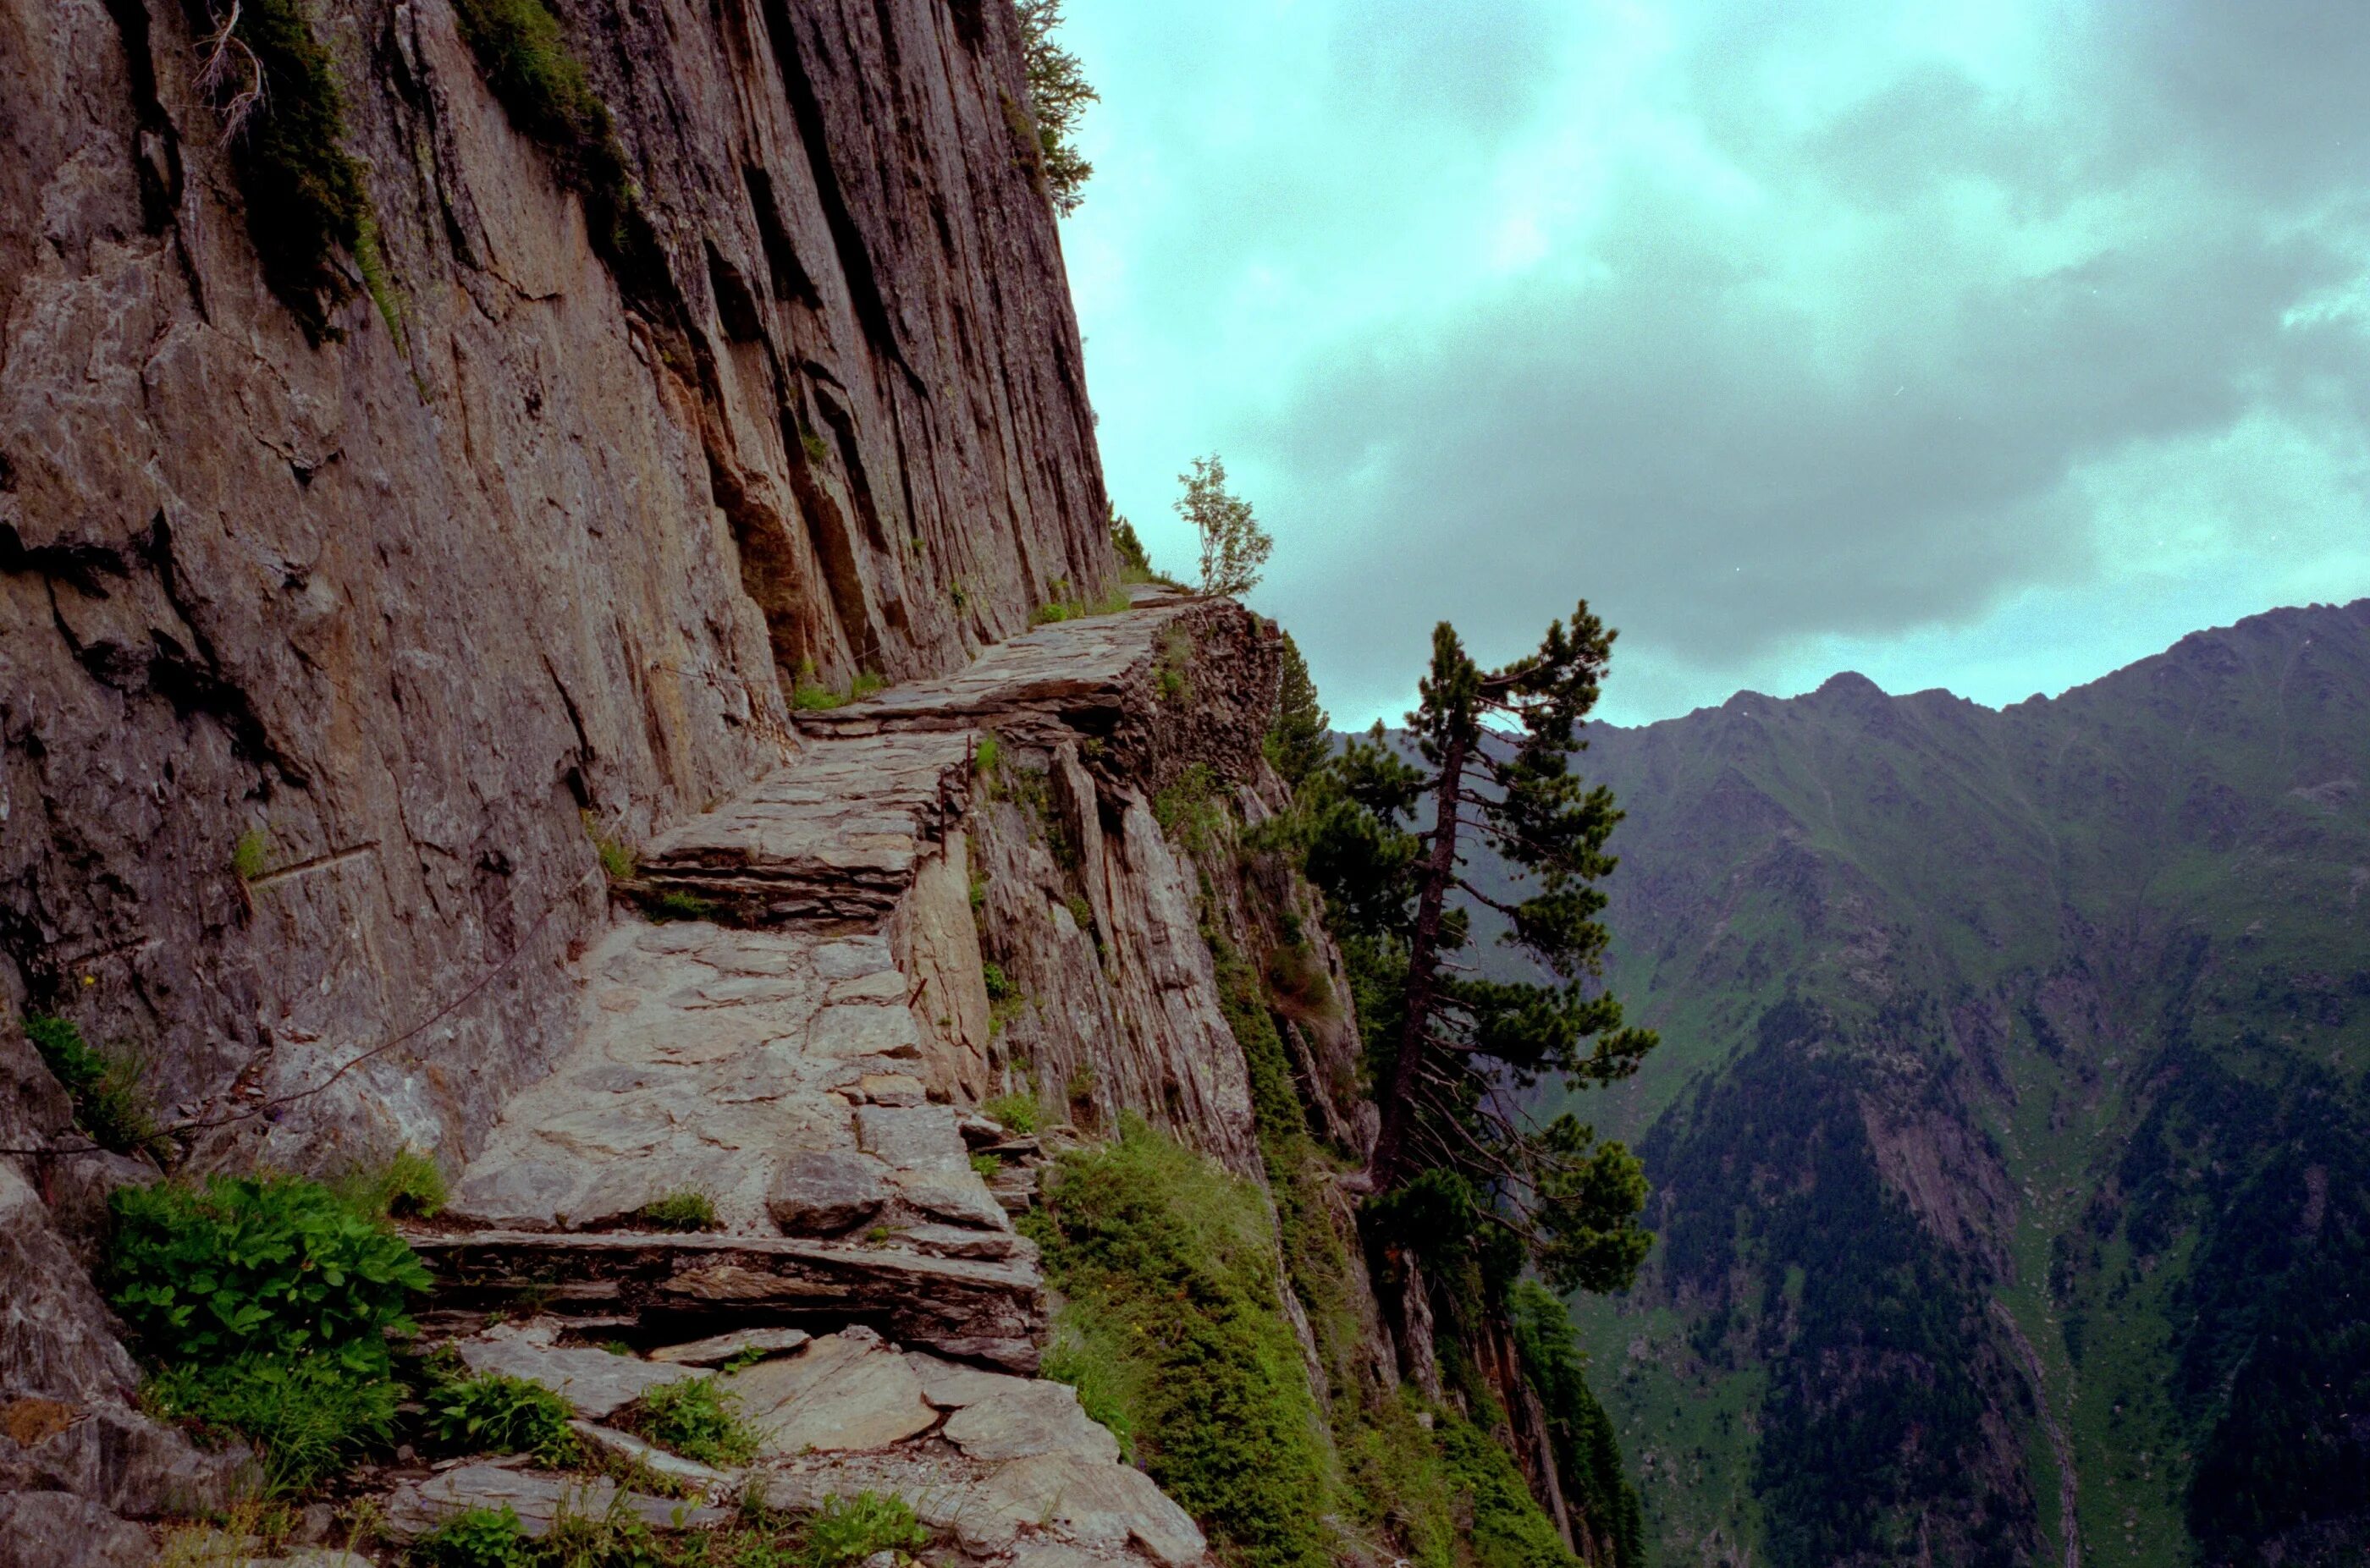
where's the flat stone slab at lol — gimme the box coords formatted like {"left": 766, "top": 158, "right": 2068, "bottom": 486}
{"left": 941, "top": 1381, "right": 1121, "bottom": 1464}
{"left": 567, "top": 1421, "right": 736, "bottom": 1492}
{"left": 979, "top": 1450, "right": 1207, "bottom": 1566}
{"left": 448, "top": 925, "right": 912, "bottom": 1235}
{"left": 766, "top": 1148, "right": 894, "bottom": 1235}
{"left": 453, "top": 1334, "right": 703, "bottom": 1419}
{"left": 385, "top": 1462, "right": 729, "bottom": 1540}
{"left": 903, "top": 1352, "right": 1033, "bottom": 1410}
{"left": 724, "top": 1332, "right": 937, "bottom": 1455}
{"left": 648, "top": 1326, "right": 812, "bottom": 1366}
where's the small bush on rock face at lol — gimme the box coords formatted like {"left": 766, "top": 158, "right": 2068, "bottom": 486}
{"left": 427, "top": 1373, "right": 579, "bottom": 1465}
{"left": 410, "top": 1504, "right": 534, "bottom": 1568}
{"left": 108, "top": 1174, "right": 432, "bottom": 1373}
{"left": 980, "top": 1092, "right": 1039, "bottom": 1136}
{"left": 332, "top": 1146, "right": 449, "bottom": 1220}
{"left": 147, "top": 1351, "right": 400, "bottom": 1493}
{"left": 631, "top": 1191, "right": 718, "bottom": 1232}
{"left": 620, "top": 1377, "right": 756, "bottom": 1466}
{"left": 791, "top": 1493, "right": 928, "bottom": 1568}
{"left": 23, "top": 1012, "right": 166, "bottom": 1159}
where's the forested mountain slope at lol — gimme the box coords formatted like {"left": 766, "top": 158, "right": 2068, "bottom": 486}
{"left": 1521, "top": 600, "right": 2369, "bottom": 1567}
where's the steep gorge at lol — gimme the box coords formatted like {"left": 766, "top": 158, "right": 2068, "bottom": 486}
{"left": 0, "top": 4, "right": 1636, "bottom": 1565}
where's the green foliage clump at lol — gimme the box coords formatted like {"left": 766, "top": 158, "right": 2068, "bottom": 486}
{"left": 1509, "top": 1280, "right": 1645, "bottom": 1568}
{"left": 1030, "top": 586, "right": 1132, "bottom": 625}
{"left": 789, "top": 1492, "right": 929, "bottom": 1568}
{"left": 1155, "top": 626, "right": 1193, "bottom": 702}
{"left": 410, "top": 1505, "right": 534, "bottom": 1568}
{"left": 112, "top": 1174, "right": 429, "bottom": 1492}
{"left": 1016, "top": 1, "right": 1097, "bottom": 217}
{"left": 631, "top": 1191, "right": 719, "bottom": 1232}
{"left": 585, "top": 812, "right": 637, "bottom": 883}
{"left": 185, "top": 0, "right": 394, "bottom": 342}
{"left": 981, "top": 961, "right": 1017, "bottom": 1002}
{"left": 1030, "top": 1120, "right": 1333, "bottom": 1568}
{"left": 1153, "top": 763, "right": 1226, "bottom": 853}
{"left": 1303, "top": 602, "right": 1655, "bottom": 1296}
{"left": 645, "top": 890, "right": 718, "bottom": 923}
{"left": 980, "top": 1092, "right": 1039, "bottom": 1136}
{"left": 1440, "top": 1417, "right": 1583, "bottom": 1568}
{"left": 618, "top": 1377, "right": 757, "bottom": 1466}
{"left": 146, "top": 1351, "right": 400, "bottom": 1493}
{"left": 331, "top": 1146, "right": 449, "bottom": 1220}
{"left": 427, "top": 1373, "right": 579, "bottom": 1465}
{"left": 233, "top": 827, "right": 274, "bottom": 881}
{"left": 22, "top": 1012, "right": 166, "bottom": 1158}
{"left": 1177, "top": 454, "right": 1271, "bottom": 600}
{"left": 1265, "top": 632, "right": 1331, "bottom": 787}
{"left": 790, "top": 662, "right": 885, "bottom": 711}
{"left": 108, "top": 1174, "right": 431, "bottom": 1373}
{"left": 450, "top": 0, "right": 637, "bottom": 247}
{"left": 973, "top": 734, "right": 1001, "bottom": 776}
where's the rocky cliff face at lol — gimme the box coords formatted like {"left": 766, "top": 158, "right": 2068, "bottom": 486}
{"left": 1, "top": 0, "right": 1108, "bottom": 1169}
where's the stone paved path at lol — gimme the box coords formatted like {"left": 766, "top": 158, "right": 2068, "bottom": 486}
{"left": 403, "top": 587, "right": 1216, "bottom": 1565}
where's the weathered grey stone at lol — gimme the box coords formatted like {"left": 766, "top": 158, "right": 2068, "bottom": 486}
{"left": 890, "top": 1223, "right": 1036, "bottom": 1262}
{"left": 451, "top": 1334, "right": 703, "bottom": 1420}
{"left": 854, "top": 1104, "right": 967, "bottom": 1171}
{"left": 857, "top": 1073, "right": 928, "bottom": 1107}
{"left": 901, "top": 1353, "right": 1033, "bottom": 1410}
{"left": 978, "top": 1451, "right": 1208, "bottom": 1566}
{"left": 0, "top": 1490, "right": 152, "bottom": 1568}
{"left": 896, "top": 1169, "right": 1013, "bottom": 1231}
{"left": 766, "top": 1150, "right": 892, "bottom": 1235}
{"left": 566, "top": 1421, "right": 735, "bottom": 1491}
{"left": 648, "top": 1327, "right": 812, "bottom": 1366}
{"left": 940, "top": 1381, "right": 1121, "bottom": 1463}
{"left": 723, "top": 1333, "right": 937, "bottom": 1455}
{"left": 384, "top": 1462, "right": 728, "bottom": 1541}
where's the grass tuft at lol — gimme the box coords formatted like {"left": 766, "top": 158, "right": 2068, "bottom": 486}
{"left": 330, "top": 1146, "right": 449, "bottom": 1220}
{"left": 424, "top": 1372, "right": 579, "bottom": 1466}
{"left": 617, "top": 1377, "right": 758, "bottom": 1466}
{"left": 631, "top": 1191, "right": 718, "bottom": 1232}
{"left": 980, "top": 1092, "right": 1039, "bottom": 1136}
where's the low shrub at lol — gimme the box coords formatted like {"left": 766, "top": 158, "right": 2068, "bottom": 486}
{"left": 980, "top": 961, "right": 1017, "bottom": 1002}
{"left": 791, "top": 1493, "right": 928, "bottom": 1568}
{"left": 644, "top": 890, "right": 718, "bottom": 923}
{"left": 618, "top": 1377, "right": 757, "bottom": 1466}
{"left": 973, "top": 734, "right": 1001, "bottom": 775}
{"left": 146, "top": 1351, "right": 399, "bottom": 1493}
{"left": 630, "top": 1191, "right": 718, "bottom": 1232}
{"left": 979, "top": 1092, "right": 1039, "bottom": 1136}
{"left": 108, "top": 1174, "right": 432, "bottom": 1374}
{"left": 23, "top": 1012, "right": 166, "bottom": 1159}
{"left": 409, "top": 1504, "right": 534, "bottom": 1568}
{"left": 426, "top": 1373, "right": 579, "bottom": 1465}
{"left": 1029, "top": 1120, "right": 1333, "bottom": 1568}
{"left": 332, "top": 1147, "right": 449, "bottom": 1220}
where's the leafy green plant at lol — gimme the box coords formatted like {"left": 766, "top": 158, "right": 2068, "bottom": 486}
{"left": 973, "top": 734, "right": 1000, "bottom": 776}
{"left": 980, "top": 961, "right": 1017, "bottom": 1002}
{"left": 146, "top": 1351, "right": 399, "bottom": 1494}
{"left": 617, "top": 1377, "right": 757, "bottom": 1466}
{"left": 631, "top": 1191, "right": 718, "bottom": 1232}
{"left": 108, "top": 1175, "right": 432, "bottom": 1373}
{"left": 645, "top": 890, "right": 718, "bottom": 923}
{"left": 1031, "top": 1120, "right": 1332, "bottom": 1568}
{"left": 1176, "top": 454, "right": 1270, "bottom": 599}
{"left": 184, "top": 0, "right": 395, "bottom": 342}
{"left": 332, "top": 1147, "right": 449, "bottom": 1220}
{"left": 410, "top": 1504, "right": 534, "bottom": 1568}
{"left": 22, "top": 1012, "right": 166, "bottom": 1158}
{"left": 426, "top": 1373, "right": 579, "bottom": 1465}
{"left": 449, "top": 0, "right": 636, "bottom": 249}
{"left": 791, "top": 1493, "right": 928, "bottom": 1568}
{"left": 585, "top": 812, "right": 637, "bottom": 883}
{"left": 848, "top": 671, "right": 887, "bottom": 701}
{"left": 980, "top": 1092, "right": 1039, "bottom": 1136}
{"left": 1015, "top": 1, "right": 1096, "bottom": 217}
{"left": 234, "top": 828, "right": 273, "bottom": 881}
{"left": 1153, "top": 763, "right": 1226, "bottom": 852}
{"left": 970, "top": 1152, "right": 1001, "bottom": 1180}
{"left": 791, "top": 659, "right": 847, "bottom": 712}
{"left": 968, "top": 872, "right": 989, "bottom": 911}
{"left": 1029, "top": 587, "right": 1130, "bottom": 625}
{"left": 1155, "top": 627, "right": 1193, "bottom": 701}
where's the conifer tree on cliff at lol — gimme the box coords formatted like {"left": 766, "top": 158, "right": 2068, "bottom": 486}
{"left": 1304, "top": 604, "right": 1655, "bottom": 1295}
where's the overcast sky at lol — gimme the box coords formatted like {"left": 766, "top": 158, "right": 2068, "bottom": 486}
{"left": 1055, "top": 1, "right": 2370, "bottom": 727}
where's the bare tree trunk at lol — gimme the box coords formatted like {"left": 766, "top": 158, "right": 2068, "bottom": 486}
{"left": 1370, "top": 727, "right": 1467, "bottom": 1187}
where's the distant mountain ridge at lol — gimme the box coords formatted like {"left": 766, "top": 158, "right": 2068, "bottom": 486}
{"left": 1488, "top": 600, "right": 2370, "bottom": 1566}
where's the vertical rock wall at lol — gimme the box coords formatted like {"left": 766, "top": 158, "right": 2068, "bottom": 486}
{"left": 0, "top": 0, "right": 1111, "bottom": 1163}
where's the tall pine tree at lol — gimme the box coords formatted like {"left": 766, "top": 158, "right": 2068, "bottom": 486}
{"left": 1305, "top": 604, "right": 1654, "bottom": 1294}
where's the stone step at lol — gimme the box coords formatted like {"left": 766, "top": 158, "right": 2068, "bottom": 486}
{"left": 405, "top": 1230, "right": 1044, "bottom": 1372}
